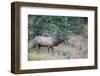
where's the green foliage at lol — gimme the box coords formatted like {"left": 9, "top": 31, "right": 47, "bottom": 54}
{"left": 65, "top": 50, "right": 71, "bottom": 59}
{"left": 67, "top": 17, "right": 83, "bottom": 34}
{"left": 28, "top": 15, "right": 86, "bottom": 40}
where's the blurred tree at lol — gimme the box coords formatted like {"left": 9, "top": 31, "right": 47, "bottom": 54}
{"left": 28, "top": 15, "right": 87, "bottom": 40}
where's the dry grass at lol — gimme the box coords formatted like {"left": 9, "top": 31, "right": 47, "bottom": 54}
{"left": 28, "top": 35, "right": 88, "bottom": 61}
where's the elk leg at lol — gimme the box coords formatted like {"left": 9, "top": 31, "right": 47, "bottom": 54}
{"left": 51, "top": 47, "right": 54, "bottom": 51}
{"left": 37, "top": 44, "right": 40, "bottom": 53}
{"left": 51, "top": 46, "right": 54, "bottom": 54}
{"left": 48, "top": 46, "right": 50, "bottom": 53}
{"left": 38, "top": 44, "right": 40, "bottom": 49}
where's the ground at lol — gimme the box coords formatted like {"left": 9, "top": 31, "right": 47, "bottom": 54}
{"left": 28, "top": 34, "right": 88, "bottom": 61}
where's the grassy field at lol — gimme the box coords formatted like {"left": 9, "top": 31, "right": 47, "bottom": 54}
{"left": 28, "top": 35, "right": 88, "bottom": 61}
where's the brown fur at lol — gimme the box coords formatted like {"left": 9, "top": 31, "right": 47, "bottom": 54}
{"left": 33, "top": 36, "right": 65, "bottom": 53}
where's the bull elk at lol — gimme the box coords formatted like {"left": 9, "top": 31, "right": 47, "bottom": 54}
{"left": 33, "top": 36, "right": 65, "bottom": 53}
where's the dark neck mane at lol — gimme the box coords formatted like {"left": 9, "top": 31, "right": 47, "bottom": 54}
{"left": 53, "top": 39, "right": 64, "bottom": 46}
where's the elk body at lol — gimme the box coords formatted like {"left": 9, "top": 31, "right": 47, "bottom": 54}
{"left": 33, "top": 36, "right": 65, "bottom": 53}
